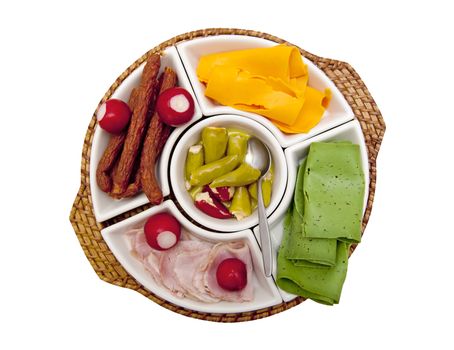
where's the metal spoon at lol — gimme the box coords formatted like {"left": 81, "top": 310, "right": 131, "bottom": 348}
{"left": 245, "top": 137, "right": 273, "bottom": 277}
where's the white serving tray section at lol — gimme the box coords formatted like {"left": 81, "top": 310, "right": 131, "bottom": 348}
{"left": 253, "top": 119, "right": 369, "bottom": 302}
{"left": 101, "top": 200, "right": 283, "bottom": 314}
{"left": 91, "top": 46, "right": 202, "bottom": 222}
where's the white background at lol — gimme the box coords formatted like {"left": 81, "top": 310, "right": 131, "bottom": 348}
{"left": 1, "top": 1, "right": 453, "bottom": 349}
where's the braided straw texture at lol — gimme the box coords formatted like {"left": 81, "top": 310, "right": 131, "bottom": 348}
{"left": 69, "top": 28, "right": 385, "bottom": 322}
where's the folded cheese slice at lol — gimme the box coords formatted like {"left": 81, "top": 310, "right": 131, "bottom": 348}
{"left": 196, "top": 45, "right": 331, "bottom": 133}
{"left": 285, "top": 160, "right": 338, "bottom": 267}
{"left": 273, "top": 88, "right": 332, "bottom": 133}
{"left": 204, "top": 67, "right": 304, "bottom": 126}
{"left": 303, "top": 142, "right": 365, "bottom": 243}
{"left": 277, "top": 208, "right": 349, "bottom": 305}
{"left": 197, "top": 44, "right": 308, "bottom": 88}
{"left": 286, "top": 204, "right": 338, "bottom": 268}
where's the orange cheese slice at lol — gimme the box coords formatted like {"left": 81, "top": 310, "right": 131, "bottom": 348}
{"left": 273, "top": 88, "right": 332, "bottom": 133}
{"left": 197, "top": 44, "right": 307, "bottom": 85}
{"left": 197, "top": 44, "right": 331, "bottom": 133}
{"left": 204, "top": 66, "right": 305, "bottom": 126}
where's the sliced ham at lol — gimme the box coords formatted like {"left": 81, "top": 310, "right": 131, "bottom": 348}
{"left": 159, "top": 240, "right": 212, "bottom": 298}
{"left": 128, "top": 228, "right": 152, "bottom": 259}
{"left": 142, "top": 250, "right": 163, "bottom": 285}
{"left": 203, "top": 241, "right": 254, "bottom": 302}
{"left": 129, "top": 229, "right": 163, "bottom": 284}
{"left": 158, "top": 244, "right": 186, "bottom": 297}
{"left": 128, "top": 228, "right": 254, "bottom": 303}
{"left": 174, "top": 248, "right": 219, "bottom": 303}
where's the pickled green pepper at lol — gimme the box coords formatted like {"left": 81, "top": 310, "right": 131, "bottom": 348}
{"left": 248, "top": 163, "right": 273, "bottom": 207}
{"left": 227, "top": 130, "right": 250, "bottom": 160}
{"left": 250, "top": 197, "right": 258, "bottom": 211}
{"left": 210, "top": 163, "right": 260, "bottom": 187}
{"left": 185, "top": 144, "right": 204, "bottom": 189}
{"left": 189, "top": 154, "right": 240, "bottom": 187}
{"left": 189, "top": 185, "right": 203, "bottom": 200}
{"left": 229, "top": 186, "right": 252, "bottom": 220}
{"left": 202, "top": 127, "right": 228, "bottom": 164}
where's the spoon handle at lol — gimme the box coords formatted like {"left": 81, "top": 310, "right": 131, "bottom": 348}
{"left": 257, "top": 177, "right": 273, "bottom": 277}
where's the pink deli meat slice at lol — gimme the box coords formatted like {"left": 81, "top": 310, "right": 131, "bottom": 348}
{"left": 129, "top": 229, "right": 163, "bottom": 284}
{"left": 128, "top": 229, "right": 254, "bottom": 303}
{"left": 159, "top": 240, "right": 213, "bottom": 298}
{"left": 203, "top": 241, "right": 254, "bottom": 302}
{"left": 174, "top": 248, "right": 220, "bottom": 303}
{"left": 129, "top": 228, "right": 152, "bottom": 259}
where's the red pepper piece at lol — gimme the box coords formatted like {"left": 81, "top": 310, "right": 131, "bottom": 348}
{"left": 204, "top": 185, "right": 235, "bottom": 202}
{"left": 194, "top": 192, "right": 233, "bottom": 219}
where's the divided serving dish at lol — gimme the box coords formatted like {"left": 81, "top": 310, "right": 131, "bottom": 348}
{"left": 70, "top": 29, "right": 385, "bottom": 322}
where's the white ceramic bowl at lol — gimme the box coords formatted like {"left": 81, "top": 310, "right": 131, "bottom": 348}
{"left": 170, "top": 114, "right": 288, "bottom": 232}
{"left": 176, "top": 35, "right": 354, "bottom": 148}
{"left": 253, "top": 119, "right": 370, "bottom": 302}
{"left": 90, "top": 46, "right": 202, "bottom": 222}
{"left": 101, "top": 200, "right": 283, "bottom": 314}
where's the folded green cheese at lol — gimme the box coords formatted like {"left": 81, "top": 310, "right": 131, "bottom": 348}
{"left": 303, "top": 142, "right": 365, "bottom": 243}
{"left": 277, "top": 207, "right": 349, "bottom": 305}
{"left": 293, "top": 158, "right": 306, "bottom": 217}
{"left": 286, "top": 206, "right": 337, "bottom": 268}
{"left": 286, "top": 162, "right": 338, "bottom": 267}
{"left": 276, "top": 141, "right": 365, "bottom": 305}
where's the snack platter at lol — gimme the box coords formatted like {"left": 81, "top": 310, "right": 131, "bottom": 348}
{"left": 70, "top": 29, "right": 385, "bottom": 321}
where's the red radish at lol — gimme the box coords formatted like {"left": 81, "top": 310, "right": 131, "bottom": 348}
{"left": 157, "top": 87, "right": 195, "bottom": 126}
{"left": 194, "top": 192, "right": 232, "bottom": 219}
{"left": 97, "top": 99, "right": 131, "bottom": 134}
{"left": 204, "top": 185, "right": 235, "bottom": 202}
{"left": 144, "top": 213, "right": 181, "bottom": 251}
{"left": 216, "top": 258, "right": 247, "bottom": 291}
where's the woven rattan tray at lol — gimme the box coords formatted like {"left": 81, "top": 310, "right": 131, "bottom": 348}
{"left": 69, "top": 28, "right": 385, "bottom": 322}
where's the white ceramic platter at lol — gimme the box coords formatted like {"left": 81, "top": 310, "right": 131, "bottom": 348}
{"left": 90, "top": 35, "right": 369, "bottom": 313}
{"left": 90, "top": 46, "right": 202, "bottom": 222}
